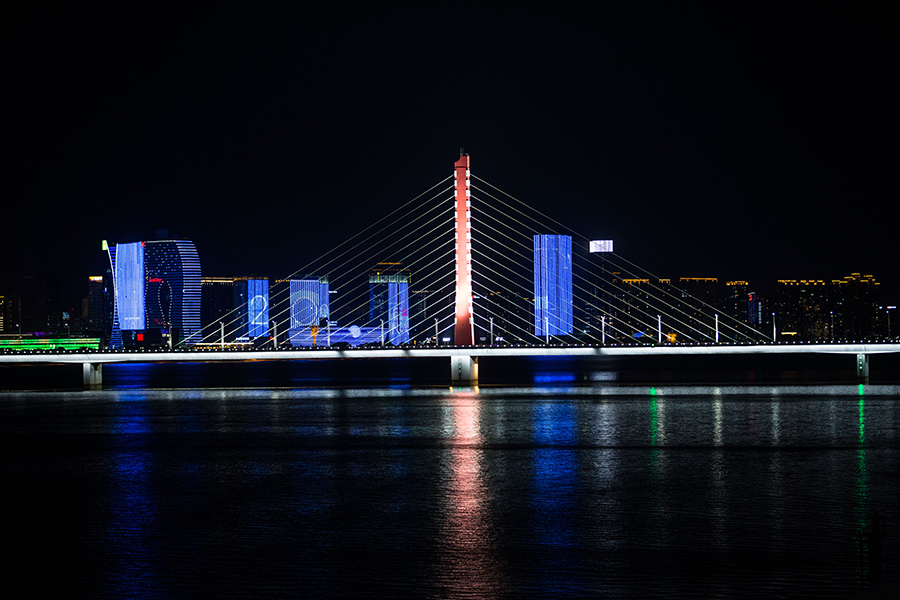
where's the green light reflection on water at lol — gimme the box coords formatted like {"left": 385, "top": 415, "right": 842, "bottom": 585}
{"left": 856, "top": 395, "right": 869, "bottom": 584}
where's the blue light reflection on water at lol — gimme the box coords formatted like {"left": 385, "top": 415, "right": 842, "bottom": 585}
{"left": 109, "top": 391, "right": 161, "bottom": 599}
{"left": 531, "top": 399, "right": 579, "bottom": 596}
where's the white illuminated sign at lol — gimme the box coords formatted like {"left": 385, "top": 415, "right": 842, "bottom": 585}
{"left": 589, "top": 240, "right": 614, "bottom": 253}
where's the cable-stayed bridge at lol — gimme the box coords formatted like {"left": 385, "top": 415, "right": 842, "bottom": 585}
{"left": 3, "top": 154, "right": 898, "bottom": 389}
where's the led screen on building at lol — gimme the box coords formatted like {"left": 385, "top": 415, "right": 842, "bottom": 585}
{"left": 388, "top": 281, "right": 409, "bottom": 345}
{"left": 589, "top": 240, "right": 614, "bottom": 253}
{"left": 290, "top": 279, "right": 329, "bottom": 328}
{"left": 116, "top": 242, "right": 146, "bottom": 330}
{"left": 534, "top": 234, "right": 573, "bottom": 336}
{"left": 247, "top": 278, "right": 269, "bottom": 338}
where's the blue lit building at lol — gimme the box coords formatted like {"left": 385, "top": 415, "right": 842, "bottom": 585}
{"left": 534, "top": 234, "right": 573, "bottom": 337}
{"left": 368, "top": 263, "right": 410, "bottom": 345}
{"left": 107, "top": 239, "right": 202, "bottom": 348}
{"left": 233, "top": 278, "right": 270, "bottom": 340}
{"left": 290, "top": 278, "right": 329, "bottom": 327}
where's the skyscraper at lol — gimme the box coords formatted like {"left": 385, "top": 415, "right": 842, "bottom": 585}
{"left": 534, "top": 234, "right": 573, "bottom": 337}
{"left": 85, "top": 274, "right": 113, "bottom": 343}
{"left": 107, "top": 239, "right": 201, "bottom": 348}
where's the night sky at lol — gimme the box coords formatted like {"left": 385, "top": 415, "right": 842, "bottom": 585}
{"left": 4, "top": 4, "right": 896, "bottom": 306}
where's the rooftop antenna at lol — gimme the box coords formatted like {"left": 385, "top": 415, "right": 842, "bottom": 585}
{"left": 460, "top": 146, "right": 464, "bottom": 157}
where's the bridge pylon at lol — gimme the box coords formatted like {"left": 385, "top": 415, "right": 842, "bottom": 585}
{"left": 454, "top": 153, "right": 474, "bottom": 345}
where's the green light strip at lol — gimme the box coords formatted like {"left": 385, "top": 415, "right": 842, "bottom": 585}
{"left": 0, "top": 338, "right": 101, "bottom": 351}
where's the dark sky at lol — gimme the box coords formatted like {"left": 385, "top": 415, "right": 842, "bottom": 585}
{"left": 4, "top": 3, "right": 896, "bottom": 306}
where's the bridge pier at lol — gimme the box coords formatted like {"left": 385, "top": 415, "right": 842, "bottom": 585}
{"left": 856, "top": 353, "right": 869, "bottom": 384}
{"left": 82, "top": 363, "right": 102, "bottom": 390}
{"left": 451, "top": 355, "right": 478, "bottom": 385}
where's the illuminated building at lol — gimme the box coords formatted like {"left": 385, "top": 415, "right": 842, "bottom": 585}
{"left": 290, "top": 278, "right": 330, "bottom": 327}
{"left": 369, "top": 263, "right": 410, "bottom": 345}
{"left": 586, "top": 240, "right": 615, "bottom": 338}
{"left": 534, "top": 234, "right": 573, "bottom": 336}
{"left": 774, "top": 280, "right": 828, "bottom": 340}
{"left": 722, "top": 281, "right": 751, "bottom": 328}
{"left": 772, "top": 274, "right": 880, "bottom": 341}
{"left": 829, "top": 273, "right": 880, "bottom": 340}
{"left": 280, "top": 278, "right": 330, "bottom": 347}
{"left": 233, "top": 278, "right": 269, "bottom": 340}
{"left": 85, "top": 275, "right": 113, "bottom": 343}
{"left": 107, "top": 239, "right": 202, "bottom": 348}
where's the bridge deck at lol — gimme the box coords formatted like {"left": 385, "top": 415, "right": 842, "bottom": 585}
{"left": 2, "top": 342, "right": 898, "bottom": 365}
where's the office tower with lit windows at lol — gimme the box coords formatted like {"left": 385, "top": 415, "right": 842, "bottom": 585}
{"left": 107, "top": 239, "right": 201, "bottom": 348}
{"left": 534, "top": 234, "right": 573, "bottom": 336}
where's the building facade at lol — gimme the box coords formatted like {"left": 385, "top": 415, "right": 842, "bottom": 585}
{"left": 369, "top": 263, "right": 410, "bottom": 345}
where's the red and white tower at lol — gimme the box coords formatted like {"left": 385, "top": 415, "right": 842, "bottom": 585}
{"left": 453, "top": 153, "right": 474, "bottom": 345}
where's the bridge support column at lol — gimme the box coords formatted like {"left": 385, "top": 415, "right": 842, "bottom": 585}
{"left": 453, "top": 153, "right": 474, "bottom": 345}
{"left": 856, "top": 353, "right": 869, "bottom": 384}
{"left": 83, "top": 363, "right": 102, "bottom": 390}
{"left": 451, "top": 355, "right": 478, "bottom": 385}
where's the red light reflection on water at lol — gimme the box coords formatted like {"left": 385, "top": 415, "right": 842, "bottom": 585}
{"left": 436, "top": 389, "right": 505, "bottom": 598}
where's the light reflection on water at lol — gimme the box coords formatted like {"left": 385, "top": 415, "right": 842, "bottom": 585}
{"left": 1, "top": 376, "right": 898, "bottom": 599}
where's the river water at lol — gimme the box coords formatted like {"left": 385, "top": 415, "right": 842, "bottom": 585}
{"left": 2, "top": 358, "right": 899, "bottom": 598}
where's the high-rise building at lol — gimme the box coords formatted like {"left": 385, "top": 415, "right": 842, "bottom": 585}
{"left": 771, "top": 274, "right": 880, "bottom": 341}
{"left": 409, "top": 289, "right": 437, "bottom": 342}
{"left": 369, "top": 263, "right": 410, "bottom": 345}
{"left": 534, "top": 234, "right": 573, "bottom": 337}
{"left": 201, "top": 277, "right": 235, "bottom": 343}
{"left": 774, "top": 280, "right": 829, "bottom": 340}
{"left": 832, "top": 273, "right": 879, "bottom": 340}
{"left": 85, "top": 274, "right": 113, "bottom": 344}
{"left": 474, "top": 289, "right": 531, "bottom": 343}
{"left": 107, "top": 239, "right": 201, "bottom": 348}
{"left": 233, "top": 278, "right": 269, "bottom": 340}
